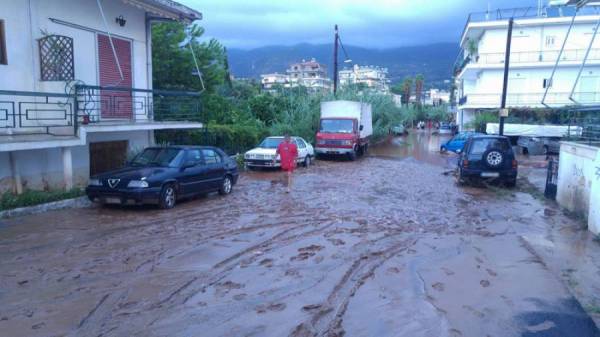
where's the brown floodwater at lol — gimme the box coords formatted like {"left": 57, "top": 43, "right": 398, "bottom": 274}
{"left": 0, "top": 130, "right": 599, "bottom": 337}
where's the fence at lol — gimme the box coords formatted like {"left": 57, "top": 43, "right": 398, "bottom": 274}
{"left": 545, "top": 158, "right": 559, "bottom": 199}
{"left": 565, "top": 113, "right": 600, "bottom": 146}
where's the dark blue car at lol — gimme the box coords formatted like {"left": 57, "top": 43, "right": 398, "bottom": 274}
{"left": 457, "top": 135, "right": 518, "bottom": 187}
{"left": 86, "top": 146, "right": 239, "bottom": 209}
{"left": 440, "top": 131, "right": 483, "bottom": 153}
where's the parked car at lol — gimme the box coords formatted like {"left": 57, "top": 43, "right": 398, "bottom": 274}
{"left": 392, "top": 124, "right": 406, "bottom": 135}
{"left": 86, "top": 146, "right": 238, "bottom": 209}
{"left": 517, "top": 136, "right": 560, "bottom": 155}
{"left": 457, "top": 135, "right": 518, "bottom": 187}
{"left": 244, "top": 136, "right": 314, "bottom": 169}
{"left": 438, "top": 122, "right": 454, "bottom": 135}
{"left": 440, "top": 131, "right": 483, "bottom": 153}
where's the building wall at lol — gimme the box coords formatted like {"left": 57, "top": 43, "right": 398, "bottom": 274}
{"left": 556, "top": 142, "right": 600, "bottom": 234}
{"left": 0, "top": 0, "right": 149, "bottom": 93}
{"left": 0, "top": 130, "right": 152, "bottom": 193}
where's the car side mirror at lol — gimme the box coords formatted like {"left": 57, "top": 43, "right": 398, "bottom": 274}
{"left": 359, "top": 125, "right": 364, "bottom": 131}
{"left": 181, "top": 161, "right": 196, "bottom": 170}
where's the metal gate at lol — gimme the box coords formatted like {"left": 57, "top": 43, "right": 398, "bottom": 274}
{"left": 545, "top": 158, "right": 559, "bottom": 199}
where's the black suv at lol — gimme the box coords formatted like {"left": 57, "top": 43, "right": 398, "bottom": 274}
{"left": 86, "top": 146, "right": 239, "bottom": 209}
{"left": 457, "top": 135, "right": 518, "bottom": 187}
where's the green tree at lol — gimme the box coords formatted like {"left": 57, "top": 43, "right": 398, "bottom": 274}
{"left": 152, "top": 22, "right": 226, "bottom": 92}
{"left": 415, "top": 74, "right": 424, "bottom": 106}
{"left": 401, "top": 77, "right": 413, "bottom": 105}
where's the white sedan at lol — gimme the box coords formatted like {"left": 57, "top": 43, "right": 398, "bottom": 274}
{"left": 244, "top": 136, "right": 315, "bottom": 169}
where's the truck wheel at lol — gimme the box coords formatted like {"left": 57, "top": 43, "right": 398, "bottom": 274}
{"left": 348, "top": 150, "right": 357, "bottom": 161}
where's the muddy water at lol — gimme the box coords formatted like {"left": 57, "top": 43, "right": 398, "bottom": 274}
{"left": 1, "top": 131, "right": 599, "bottom": 337}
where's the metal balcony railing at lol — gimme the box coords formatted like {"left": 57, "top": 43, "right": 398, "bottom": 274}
{"left": 458, "top": 92, "right": 600, "bottom": 107}
{"left": 473, "top": 48, "right": 600, "bottom": 65}
{"left": 0, "top": 86, "right": 203, "bottom": 140}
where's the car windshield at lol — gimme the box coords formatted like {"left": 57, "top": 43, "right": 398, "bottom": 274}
{"left": 130, "top": 148, "right": 183, "bottom": 167}
{"left": 470, "top": 138, "right": 511, "bottom": 156}
{"left": 258, "top": 138, "right": 284, "bottom": 149}
{"left": 320, "top": 119, "right": 354, "bottom": 133}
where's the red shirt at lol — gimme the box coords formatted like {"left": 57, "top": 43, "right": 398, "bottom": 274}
{"left": 277, "top": 141, "right": 298, "bottom": 170}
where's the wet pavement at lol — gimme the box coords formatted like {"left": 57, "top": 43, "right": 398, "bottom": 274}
{"left": 1, "top": 130, "right": 600, "bottom": 337}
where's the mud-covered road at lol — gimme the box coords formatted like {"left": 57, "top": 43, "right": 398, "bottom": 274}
{"left": 1, "top": 132, "right": 600, "bottom": 337}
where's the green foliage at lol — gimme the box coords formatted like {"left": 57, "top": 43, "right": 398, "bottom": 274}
{"left": 0, "top": 189, "right": 84, "bottom": 211}
{"left": 467, "top": 111, "right": 499, "bottom": 132}
{"left": 152, "top": 22, "right": 226, "bottom": 92}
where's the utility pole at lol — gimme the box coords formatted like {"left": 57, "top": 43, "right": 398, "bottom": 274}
{"left": 333, "top": 24, "right": 339, "bottom": 95}
{"left": 499, "top": 18, "right": 514, "bottom": 136}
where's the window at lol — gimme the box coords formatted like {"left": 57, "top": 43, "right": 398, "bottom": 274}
{"left": 470, "top": 138, "right": 511, "bottom": 156}
{"left": 185, "top": 149, "right": 202, "bottom": 165}
{"left": 0, "top": 20, "right": 7, "bottom": 65}
{"left": 543, "top": 78, "right": 553, "bottom": 89}
{"left": 296, "top": 138, "right": 306, "bottom": 149}
{"left": 202, "top": 149, "right": 222, "bottom": 164}
{"left": 545, "top": 36, "right": 556, "bottom": 47}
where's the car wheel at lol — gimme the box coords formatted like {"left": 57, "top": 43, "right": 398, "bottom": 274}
{"left": 483, "top": 149, "right": 504, "bottom": 169}
{"left": 440, "top": 146, "right": 447, "bottom": 153}
{"left": 219, "top": 175, "right": 233, "bottom": 195}
{"left": 159, "top": 184, "right": 176, "bottom": 209}
{"left": 304, "top": 155, "right": 311, "bottom": 167}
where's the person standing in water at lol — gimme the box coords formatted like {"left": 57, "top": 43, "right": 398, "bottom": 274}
{"left": 275, "top": 134, "right": 298, "bottom": 193}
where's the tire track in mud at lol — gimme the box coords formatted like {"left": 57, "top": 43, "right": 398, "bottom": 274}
{"left": 290, "top": 237, "right": 418, "bottom": 337}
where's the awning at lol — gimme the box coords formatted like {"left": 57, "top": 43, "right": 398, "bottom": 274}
{"left": 121, "top": 0, "right": 202, "bottom": 23}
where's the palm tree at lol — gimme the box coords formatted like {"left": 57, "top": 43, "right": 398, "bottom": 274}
{"left": 415, "top": 74, "right": 424, "bottom": 106}
{"left": 401, "top": 77, "right": 413, "bottom": 106}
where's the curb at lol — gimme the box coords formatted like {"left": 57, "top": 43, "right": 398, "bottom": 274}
{"left": 0, "top": 196, "right": 92, "bottom": 219}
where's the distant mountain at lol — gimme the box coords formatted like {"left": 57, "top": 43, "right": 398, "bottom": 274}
{"left": 226, "top": 43, "right": 459, "bottom": 89}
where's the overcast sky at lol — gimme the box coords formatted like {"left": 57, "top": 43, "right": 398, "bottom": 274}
{"left": 178, "top": 0, "right": 538, "bottom": 49}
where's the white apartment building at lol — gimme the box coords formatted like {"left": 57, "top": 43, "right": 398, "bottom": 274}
{"left": 455, "top": 5, "right": 600, "bottom": 130}
{"left": 339, "top": 65, "right": 390, "bottom": 93}
{"left": 424, "top": 89, "right": 451, "bottom": 106}
{"left": 0, "top": 0, "right": 203, "bottom": 194}
{"left": 286, "top": 58, "right": 331, "bottom": 92}
{"left": 260, "top": 73, "right": 290, "bottom": 92}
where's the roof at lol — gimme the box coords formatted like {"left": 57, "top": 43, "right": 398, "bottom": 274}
{"left": 121, "top": 0, "right": 202, "bottom": 23}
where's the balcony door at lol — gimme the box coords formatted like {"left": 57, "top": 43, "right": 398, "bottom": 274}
{"left": 97, "top": 34, "right": 132, "bottom": 119}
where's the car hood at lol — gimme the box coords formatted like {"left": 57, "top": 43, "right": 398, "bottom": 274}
{"left": 246, "top": 148, "right": 277, "bottom": 155}
{"left": 94, "top": 166, "right": 168, "bottom": 180}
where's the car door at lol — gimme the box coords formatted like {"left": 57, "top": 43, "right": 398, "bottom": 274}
{"left": 179, "top": 149, "right": 209, "bottom": 195}
{"left": 300, "top": 137, "right": 314, "bottom": 156}
{"left": 448, "top": 134, "right": 464, "bottom": 152}
{"left": 202, "top": 149, "right": 226, "bottom": 190}
{"left": 294, "top": 138, "right": 308, "bottom": 163}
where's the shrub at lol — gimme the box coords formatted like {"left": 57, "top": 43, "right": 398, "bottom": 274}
{"left": 0, "top": 188, "right": 85, "bottom": 211}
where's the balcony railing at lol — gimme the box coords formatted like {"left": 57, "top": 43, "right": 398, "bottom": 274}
{"left": 1, "top": 86, "right": 203, "bottom": 140}
{"left": 473, "top": 49, "right": 600, "bottom": 65}
{"left": 0, "top": 90, "right": 76, "bottom": 138}
{"left": 458, "top": 92, "right": 600, "bottom": 107}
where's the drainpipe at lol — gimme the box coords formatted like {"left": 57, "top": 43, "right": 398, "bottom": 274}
{"left": 9, "top": 152, "right": 23, "bottom": 195}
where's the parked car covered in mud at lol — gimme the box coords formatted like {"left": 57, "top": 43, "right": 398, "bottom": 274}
{"left": 457, "top": 135, "right": 518, "bottom": 187}
{"left": 86, "top": 146, "right": 238, "bottom": 209}
{"left": 244, "top": 136, "right": 314, "bottom": 169}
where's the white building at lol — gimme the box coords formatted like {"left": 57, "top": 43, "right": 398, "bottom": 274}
{"left": 0, "top": 0, "right": 203, "bottom": 194}
{"left": 339, "top": 65, "right": 390, "bottom": 93}
{"left": 260, "top": 73, "right": 290, "bottom": 92}
{"left": 286, "top": 58, "right": 331, "bottom": 92}
{"left": 424, "top": 89, "right": 451, "bottom": 106}
{"left": 455, "top": 5, "right": 600, "bottom": 130}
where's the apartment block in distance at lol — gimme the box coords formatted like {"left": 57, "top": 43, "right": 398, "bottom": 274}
{"left": 339, "top": 65, "right": 390, "bottom": 93}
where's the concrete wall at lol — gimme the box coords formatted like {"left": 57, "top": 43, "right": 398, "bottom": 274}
{"left": 0, "top": 130, "right": 153, "bottom": 193}
{"left": 556, "top": 141, "right": 600, "bottom": 234}
{"left": 0, "top": 0, "right": 149, "bottom": 92}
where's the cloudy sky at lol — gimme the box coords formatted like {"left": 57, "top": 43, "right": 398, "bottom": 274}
{"left": 178, "top": 0, "right": 539, "bottom": 49}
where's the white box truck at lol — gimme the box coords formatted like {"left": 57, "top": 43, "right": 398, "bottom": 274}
{"left": 315, "top": 100, "right": 373, "bottom": 160}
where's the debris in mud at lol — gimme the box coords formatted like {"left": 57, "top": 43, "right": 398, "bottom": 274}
{"left": 302, "top": 304, "right": 322, "bottom": 312}
{"left": 259, "top": 258, "right": 274, "bottom": 267}
{"left": 432, "top": 282, "right": 445, "bottom": 292}
{"left": 255, "top": 302, "right": 286, "bottom": 314}
{"left": 327, "top": 238, "right": 346, "bottom": 246}
{"left": 480, "top": 280, "right": 491, "bottom": 287}
{"left": 290, "top": 245, "right": 324, "bottom": 261}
